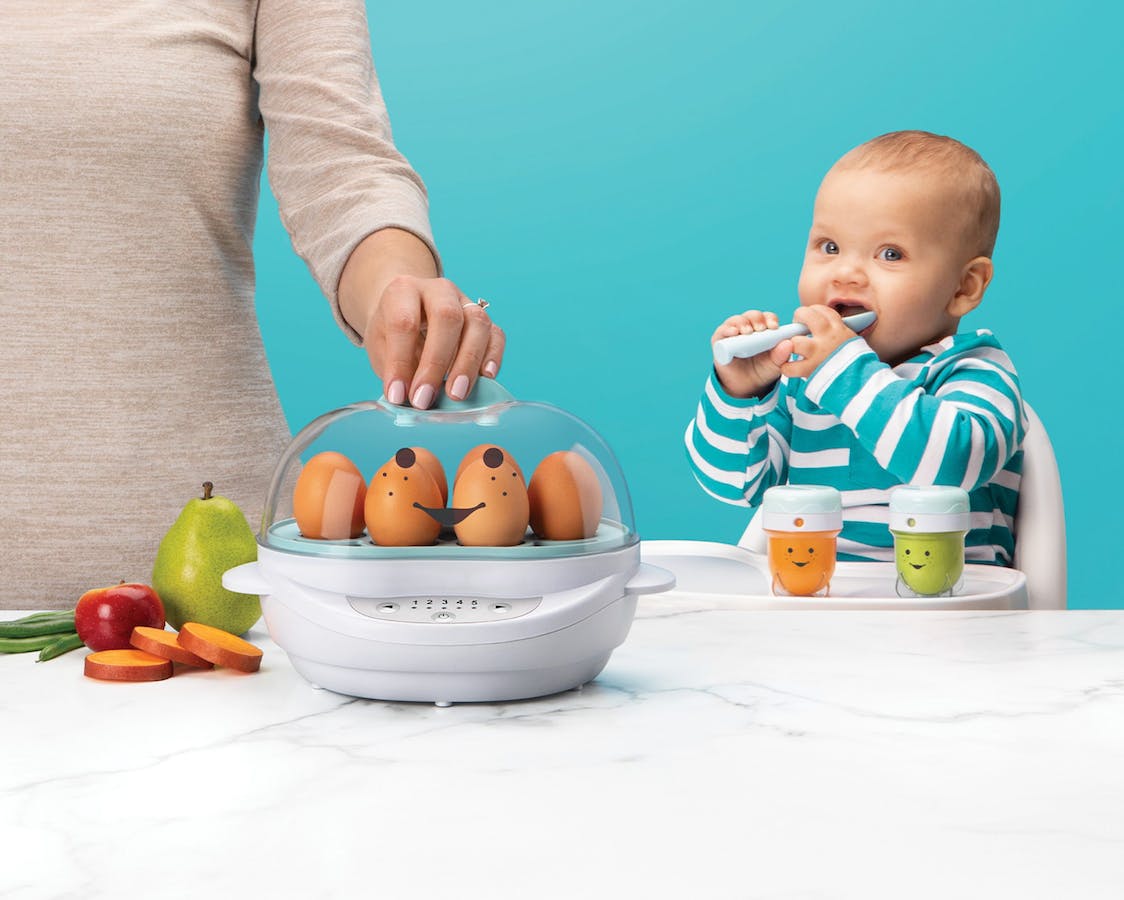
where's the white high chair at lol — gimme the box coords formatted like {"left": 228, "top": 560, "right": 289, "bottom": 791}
{"left": 1013, "top": 404, "right": 1067, "bottom": 609}
{"left": 645, "top": 403, "right": 1065, "bottom": 609}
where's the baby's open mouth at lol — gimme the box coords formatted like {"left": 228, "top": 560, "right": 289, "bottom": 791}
{"left": 829, "top": 300, "right": 871, "bottom": 319}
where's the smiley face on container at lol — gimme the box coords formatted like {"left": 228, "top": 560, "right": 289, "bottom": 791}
{"left": 894, "top": 532, "right": 965, "bottom": 596}
{"left": 766, "top": 533, "right": 837, "bottom": 596}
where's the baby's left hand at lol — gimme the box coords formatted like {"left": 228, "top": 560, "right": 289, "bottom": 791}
{"left": 780, "top": 305, "right": 860, "bottom": 379}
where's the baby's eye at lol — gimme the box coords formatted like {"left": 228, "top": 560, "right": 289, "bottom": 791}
{"left": 878, "top": 246, "right": 903, "bottom": 261}
{"left": 820, "top": 240, "right": 839, "bottom": 255}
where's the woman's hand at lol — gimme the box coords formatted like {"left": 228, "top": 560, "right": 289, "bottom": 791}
{"left": 338, "top": 229, "right": 505, "bottom": 408}
{"left": 367, "top": 275, "right": 504, "bottom": 408}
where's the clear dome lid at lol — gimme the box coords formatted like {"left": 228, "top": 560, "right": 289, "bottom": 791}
{"left": 261, "top": 380, "right": 636, "bottom": 560}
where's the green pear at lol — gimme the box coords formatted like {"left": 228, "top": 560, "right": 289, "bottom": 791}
{"left": 152, "top": 482, "right": 261, "bottom": 634}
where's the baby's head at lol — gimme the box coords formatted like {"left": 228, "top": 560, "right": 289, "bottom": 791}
{"left": 797, "top": 130, "right": 1000, "bottom": 366}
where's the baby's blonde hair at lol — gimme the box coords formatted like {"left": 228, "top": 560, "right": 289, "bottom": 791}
{"left": 836, "top": 130, "right": 1001, "bottom": 257}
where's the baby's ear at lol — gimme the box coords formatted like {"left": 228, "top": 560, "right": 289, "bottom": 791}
{"left": 947, "top": 256, "right": 994, "bottom": 317}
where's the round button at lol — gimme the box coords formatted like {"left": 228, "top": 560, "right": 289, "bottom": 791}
{"left": 491, "top": 602, "right": 511, "bottom": 614}
{"left": 377, "top": 602, "right": 398, "bottom": 614}
{"left": 432, "top": 611, "right": 456, "bottom": 622}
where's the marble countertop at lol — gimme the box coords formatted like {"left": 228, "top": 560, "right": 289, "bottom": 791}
{"left": 2, "top": 601, "right": 1123, "bottom": 899}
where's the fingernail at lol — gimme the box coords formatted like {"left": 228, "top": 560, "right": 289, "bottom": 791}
{"left": 412, "top": 384, "right": 435, "bottom": 409}
{"left": 387, "top": 380, "right": 406, "bottom": 405}
{"left": 449, "top": 374, "right": 470, "bottom": 400}
{"left": 483, "top": 361, "right": 498, "bottom": 378}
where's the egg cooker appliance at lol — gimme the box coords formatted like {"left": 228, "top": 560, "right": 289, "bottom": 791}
{"left": 223, "top": 380, "right": 674, "bottom": 704}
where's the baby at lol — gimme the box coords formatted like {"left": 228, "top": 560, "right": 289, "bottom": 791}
{"left": 685, "top": 130, "right": 1025, "bottom": 564}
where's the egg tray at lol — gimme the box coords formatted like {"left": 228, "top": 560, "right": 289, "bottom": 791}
{"left": 265, "top": 517, "right": 634, "bottom": 560}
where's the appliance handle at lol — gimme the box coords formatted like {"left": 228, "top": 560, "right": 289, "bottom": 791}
{"left": 624, "top": 563, "right": 676, "bottom": 596}
{"left": 222, "top": 561, "right": 271, "bottom": 595}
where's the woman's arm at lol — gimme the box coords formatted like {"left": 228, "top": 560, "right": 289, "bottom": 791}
{"left": 255, "top": 0, "right": 503, "bottom": 407}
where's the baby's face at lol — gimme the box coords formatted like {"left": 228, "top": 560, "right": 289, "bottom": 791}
{"left": 797, "top": 165, "right": 975, "bottom": 366}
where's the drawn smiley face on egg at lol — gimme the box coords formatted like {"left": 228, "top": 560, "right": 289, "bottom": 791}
{"left": 449, "top": 446, "right": 529, "bottom": 546}
{"left": 364, "top": 448, "right": 444, "bottom": 546}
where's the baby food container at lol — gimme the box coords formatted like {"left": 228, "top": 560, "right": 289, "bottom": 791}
{"left": 222, "top": 379, "right": 674, "bottom": 704}
{"left": 888, "top": 485, "right": 970, "bottom": 597}
{"left": 760, "top": 485, "right": 843, "bottom": 596}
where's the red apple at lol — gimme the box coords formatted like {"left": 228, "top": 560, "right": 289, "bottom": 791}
{"left": 75, "top": 583, "right": 166, "bottom": 651}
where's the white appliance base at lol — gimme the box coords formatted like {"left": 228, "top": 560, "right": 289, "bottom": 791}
{"left": 288, "top": 651, "right": 612, "bottom": 704}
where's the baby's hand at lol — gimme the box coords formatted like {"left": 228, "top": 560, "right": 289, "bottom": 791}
{"left": 781, "top": 305, "right": 858, "bottom": 378}
{"left": 711, "top": 310, "right": 793, "bottom": 398}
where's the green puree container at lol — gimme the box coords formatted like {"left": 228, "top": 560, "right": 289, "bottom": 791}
{"left": 889, "top": 486, "right": 971, "bottom": 597}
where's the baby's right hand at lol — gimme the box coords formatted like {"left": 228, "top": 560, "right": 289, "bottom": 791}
{"left": 711, "top": 309, "right": 792, "bottom": 398}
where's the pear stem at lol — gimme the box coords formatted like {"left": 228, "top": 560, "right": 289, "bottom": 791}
{"left": 202, "top": 482, "right": 213, "bottom": 501}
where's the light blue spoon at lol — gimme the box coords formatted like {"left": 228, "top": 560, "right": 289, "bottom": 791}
{"left": 713, "top": 311, "right": 877, "bottom": 366}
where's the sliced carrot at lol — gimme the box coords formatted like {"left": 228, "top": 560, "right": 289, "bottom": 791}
{"left": 177, "top": 622, "right": 263, "bottom": 673}
{"left": 84, "top": 649, "right": 173, "bottom": 682}
{"left": 130, "top": 626, "right": 213, "bottom": 668}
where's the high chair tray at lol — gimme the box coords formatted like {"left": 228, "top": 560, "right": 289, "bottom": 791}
{"left": 639, "top": 540, "right": 1028, "bottom": 610}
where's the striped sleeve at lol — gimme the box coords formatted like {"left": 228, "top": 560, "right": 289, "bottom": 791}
{"left": 803, "top": 333, "right": 1026, "bottom": 491}
{"left": 684, "top": 371, "right": 793, "bottom": 507}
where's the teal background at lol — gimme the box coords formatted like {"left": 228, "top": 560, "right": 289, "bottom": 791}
{"left": 254, "top": 0, "right": 1122, "bottom": 609}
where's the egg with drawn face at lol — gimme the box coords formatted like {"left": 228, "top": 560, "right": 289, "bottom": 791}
{"left": 364, "top": 448, "right": 444, "bottom": 546}
{"left": 766, "top": 532, "right": 838, "bottom": 596}
{"left": 451, "top": 446, "right": 529, "bottom": 546}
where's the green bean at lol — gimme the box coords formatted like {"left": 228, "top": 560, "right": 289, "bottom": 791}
{"left": 0, "top": 616, "right": 77, "bottom": 638}
{"left": 0, "top": 634, "right": 58, "bottom": 653}
{"left": 36, "top": 633, "right": 85, "bottom": 662}
{"left": 2, "top": 610, "right": 75, "bottom": 625}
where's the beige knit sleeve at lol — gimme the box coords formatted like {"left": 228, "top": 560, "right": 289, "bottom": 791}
{"left": 254, "top": 0, "right": 440, "bottom": 344}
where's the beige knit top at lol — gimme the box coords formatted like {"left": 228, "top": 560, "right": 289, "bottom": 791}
{"left": 0, "top": 2, "right": 436, "bottom": 607}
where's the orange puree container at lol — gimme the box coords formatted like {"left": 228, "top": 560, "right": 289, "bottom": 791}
{"left": 761, "top": 486, "right": 843, "bottom": 597}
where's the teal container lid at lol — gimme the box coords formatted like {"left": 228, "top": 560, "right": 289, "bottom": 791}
{"left": 889, "top": 485, "right": 970, "bottom": 533}
{"left": 761, "top": 485, "right": 842, "bottom": 532}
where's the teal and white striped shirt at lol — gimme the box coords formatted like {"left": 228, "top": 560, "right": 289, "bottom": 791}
{"left": 685, "top": 330, "right": 1026, "bottom": 564}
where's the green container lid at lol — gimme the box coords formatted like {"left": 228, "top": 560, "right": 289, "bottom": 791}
{"left": 889, "top": 486, "right": 970, "bottom": 533}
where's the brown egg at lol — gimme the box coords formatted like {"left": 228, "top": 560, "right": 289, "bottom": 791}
{"left": 364, "top": 448, "right": 444, "bottom": 546}
{"left": 452, "top": 446, "right": 529, "bottom": 546}
{"left": 292, "top": 451, "right": 367, "bottom": 540}
{"left": 528, "top": 451, "right": 604, "bottom": 540}
{"left": 455, "top": 442, "right": 525, "bottom": 483}
{"left": 409, "top": 446, "right": 448, "bottom": 505}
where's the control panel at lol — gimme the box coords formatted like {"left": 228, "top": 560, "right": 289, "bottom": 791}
{"left": 347, "top": 594, "right": 542, "bottom": 623}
